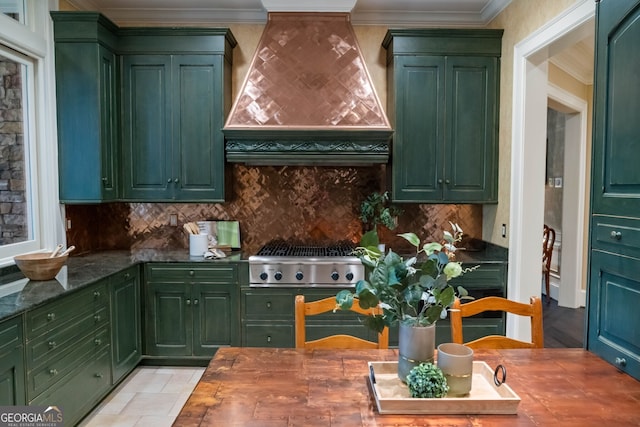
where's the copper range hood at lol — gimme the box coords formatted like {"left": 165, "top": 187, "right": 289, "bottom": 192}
{"left": 223, "top": 12, "right": 392, "bottom": 165}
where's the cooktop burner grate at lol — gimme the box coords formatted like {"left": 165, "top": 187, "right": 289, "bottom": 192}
{"left": 256, "top": 240, "right": 357, "bottom": 257}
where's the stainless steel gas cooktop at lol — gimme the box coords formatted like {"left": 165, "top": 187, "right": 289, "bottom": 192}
{"left": 248, "top": 240, "right": 364, "bottom": 287}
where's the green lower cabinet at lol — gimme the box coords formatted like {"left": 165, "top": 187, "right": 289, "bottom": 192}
{"left": 0, "top": 316, "right": 25, "bottom": 405}
{"left": 588, "top": 250, "right": 640, "bottom": 379}
{"left": 110, "top": 266, "right": 142, "bottom": 384}
{"left": 241, "top": 288, "right": 379, "bottom": 347}
{"left": 144, "top": 264, "right": 240, "bottom": 359}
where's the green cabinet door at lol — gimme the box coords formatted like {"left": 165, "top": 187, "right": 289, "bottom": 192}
{"left": 384, "top": 29, "right": 501, "bottom": 203}
{"left": 391, "top": 55, "right": 445, "bottom": 202}
{"left": 52, "top": 12, "right": 119, "bottom": 202}
{"left": 192, "top": 283, "right": 239, "bottom": 356}
{"left": 110, "top": 266, "right": 141, "bottom": 383}
{"left": 145, "top": 282, "right": 192, "bottom": 357}
{"left": 0, "top": 316, "right": 25, "bottom": 405}
{"left": 591, "top": 0, "right": 640, "bottom": 217}
{"left": 445, "top": 56, "right": 498, "bottom": 202}
{"left": 121, "top": 55, "right": 173, "bottom": 200}
{"left": 588, "top": 250, "right": 640, "bottom": 379}
{"left": 173, "top": 55, "right": 225, "bottom": 201}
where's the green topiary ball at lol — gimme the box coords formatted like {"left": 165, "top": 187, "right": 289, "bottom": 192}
{"left": 406, "top": 362, "right": 449, "bottom": 398}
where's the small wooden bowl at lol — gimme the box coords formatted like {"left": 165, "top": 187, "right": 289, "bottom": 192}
{"left": 14, "top": 253, "right": 69, "bottom": 281}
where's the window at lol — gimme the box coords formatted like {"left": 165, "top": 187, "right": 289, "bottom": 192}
{"left": 0, "top": 2, "right": 62, "bottom": 265}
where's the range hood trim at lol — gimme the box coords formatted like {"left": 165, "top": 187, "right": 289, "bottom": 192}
{"left": 225, "top": 127, "right": 392, "bottom": 165}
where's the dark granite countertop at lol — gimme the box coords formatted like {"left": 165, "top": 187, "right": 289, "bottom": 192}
{"left": 0, "top": 249, "right": 246, "bottom": 323}
{"left": 0, "top": 241, "right": 507, "bottom": 323}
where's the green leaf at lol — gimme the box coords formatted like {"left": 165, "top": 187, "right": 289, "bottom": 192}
{"left": 422, "top": 242, "right": 442, "bottom": 255}
{"left": 357, "top": 288, "right": 380, "bottom": 309}
{"left": 360, "top": 229, "right": 379, "bottom": 248}
{"left": 420, "top": 258, "right": 439, "bottom": 278}
{"left": 363, "top": 315, "right": 386, "bottom": 333}
{"left": 335, "top": 289, "right": 354, "bottom": 310}
{"left": 399, "top": 232, "right": 420, "bottom": 248}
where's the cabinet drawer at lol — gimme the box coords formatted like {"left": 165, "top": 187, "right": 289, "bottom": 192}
{"left": 28, "top": 326, "right": 109, "bottom": 400}
{"left": 450, "top": 264, "right": 506, "bottom": 290}
{"left": 593, "top": 216, "right": 640, "bottom": 257}
{"left": 27, "top": 305, "right": 108, "bottom": 368}
{"left": 0, "top": 316, "right": 22, "bottom": 356}
{"left": 243, "top": 292, "right": 293, "bottom": 319}
{"left": 26, "top": 283, "right": 108, "bottom": 338}
{"left": 243, "top": 324, "right": 293, "bottom": 348}
{"left": 30, "top": 347, "right": 111, "bottom": 426}
{"left": 146, "top": 264, "right": 237, "bottom": 283}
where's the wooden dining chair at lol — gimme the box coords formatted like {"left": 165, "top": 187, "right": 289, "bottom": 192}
{"left": 450, "top": 296, "right": 544, "bottom": 349}
{"left": 295, "top": 295, "right": 389, "bottom": 349}
{"left": 542, "top": 224, "right": 556, "bottom": 304}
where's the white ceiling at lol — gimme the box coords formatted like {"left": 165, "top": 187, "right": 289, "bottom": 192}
{"left": 65, "top": 0, "right": 593, "bottom": 84}
{"left": 65, "top": 0, "right": 513, "bottom": 26}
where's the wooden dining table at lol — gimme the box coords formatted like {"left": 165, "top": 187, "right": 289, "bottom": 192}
{"left": 173, "top": 347, "right": 640, "bottom": 426}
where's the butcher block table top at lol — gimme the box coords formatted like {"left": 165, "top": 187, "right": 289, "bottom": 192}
{"left": 173, "top": 347, "right": 640, "bottom": 427}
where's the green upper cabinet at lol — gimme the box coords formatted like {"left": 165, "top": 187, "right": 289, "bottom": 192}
{"left": 383, "top": 29, "right": 502, "bottom": 203}
{"left": 120, "top": 29, "right": 235, "bottom": 202}
{"left": 591, "top": 0, "right": 640, "bottom": 217}
{"left": 51, "top": 12, "right": 236, "bottom": 203}
{"left": 51, "top": 12, "right": 119, "bottom": 203}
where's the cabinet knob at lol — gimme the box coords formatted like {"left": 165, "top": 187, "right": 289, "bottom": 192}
{"left": 124, "top": 273, "right": 130, "bottom": 279}
{"left": 266, "top": 301, "right": 272, "bottom": 309}
{"left": 47, "top": 313, "right": 55, "bottom": 321}
{"left": 48, "top": 341, "right": 57, "bottom": 349}
{"left": 167, "top": 178, "right": 172, "bottom": 183}
{"left": 615, "top": 357, "right": 627, "bottom": 367}
{"left": 101, "top": 177, "right": 107, "bottom": 182}
{"left": 94, "top": 373, "right": 103, "bottom": 379}
{"left": 189, "top": 270, "right": 195, "bottom": 277}
{"left": 174, "top": 178, "right": 180, "bottom": 183}
{"left": 49, "top": 369, "right": 58, "bottom": 376}
{"left": 95, "top": 338, "right": 102, "bottom": 346}
{"left": 610, "top": 231, "right": 622, "bottom": 240}
{"left": 438, "top": 179, "right": 443, "bottom": 184}
{"left": 186, "top": 299, "right": 191, "bottom": 305}
{"left": 445, "top": 179, "right": 450, "bottom": 184}
{"left": 267, "top": 335, "right": 272, "bottom": 343}
{"left": 194, "top": 299, "right": 199, "bottom": 306}
{"left": 94, "top": 290, "right": 101, "bottom": 298}
{"left": 94, "top": 315, "right": 101, "bottom": 322}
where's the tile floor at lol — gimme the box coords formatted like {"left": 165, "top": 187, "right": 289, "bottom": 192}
{"left": 78, "top": 366, "right": 205, "bottom": 427}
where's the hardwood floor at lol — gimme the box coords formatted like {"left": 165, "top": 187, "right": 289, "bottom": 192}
{"left": 543, "top": 298, "right": 586, "bottom": 348}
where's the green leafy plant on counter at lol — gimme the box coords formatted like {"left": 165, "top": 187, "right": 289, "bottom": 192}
{"left": 336, "top": 222, "right": 475, "bottom": 333}
{"left": 360, "top": 191, "right": 402, "bottom": 232}
{"left": 406, "top": 362, "right": 449, "bottom": 398}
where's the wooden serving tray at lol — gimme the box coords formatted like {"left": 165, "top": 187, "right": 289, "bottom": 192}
{"left": 368, "top": 361, "right": 521, "bottom": 415}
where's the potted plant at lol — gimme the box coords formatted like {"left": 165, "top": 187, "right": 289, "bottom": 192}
{"left": 336, "top": 222, "right": 473, "bottom": 380}
{"left": 359, "top": 192, "right": 402, "bottom": 250}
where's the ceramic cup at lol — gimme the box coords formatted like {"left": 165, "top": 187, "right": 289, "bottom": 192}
{"left": 437, "top": 342, "right": 474, "bottom": 397}
{"left": 189, "top": 234, "right": 209, "bottom": 257}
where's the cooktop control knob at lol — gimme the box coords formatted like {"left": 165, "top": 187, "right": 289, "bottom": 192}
{"left": 295, "top": 271, "right": 304, "bottom": 281}
{"left": 331, "top": 271, "right": 340, "bottom": 281}
{"left": 259, "top": 272, "right": 268, "bottom": 281}
{"left": 274, "top": 271, "right": 283, "bottom": 281}
{"left": 345, "top": 272, "right": 354, "bottom": 281}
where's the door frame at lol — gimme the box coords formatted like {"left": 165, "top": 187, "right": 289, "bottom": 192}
{"left": 508, "top": 0, "right": 594, "bottom": 342}
{"left": 546, "top": 82, "right": 588, "bottom": 308}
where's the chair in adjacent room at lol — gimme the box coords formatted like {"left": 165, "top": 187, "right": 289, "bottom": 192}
{"left": 542, "top": 224, "right": 556, "bottom": 304}
{"left": 450, "top": 296, "right": 544, "bottom": 349}
{"left": 295, "top": 295, "right": 389, "bottom": 349}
